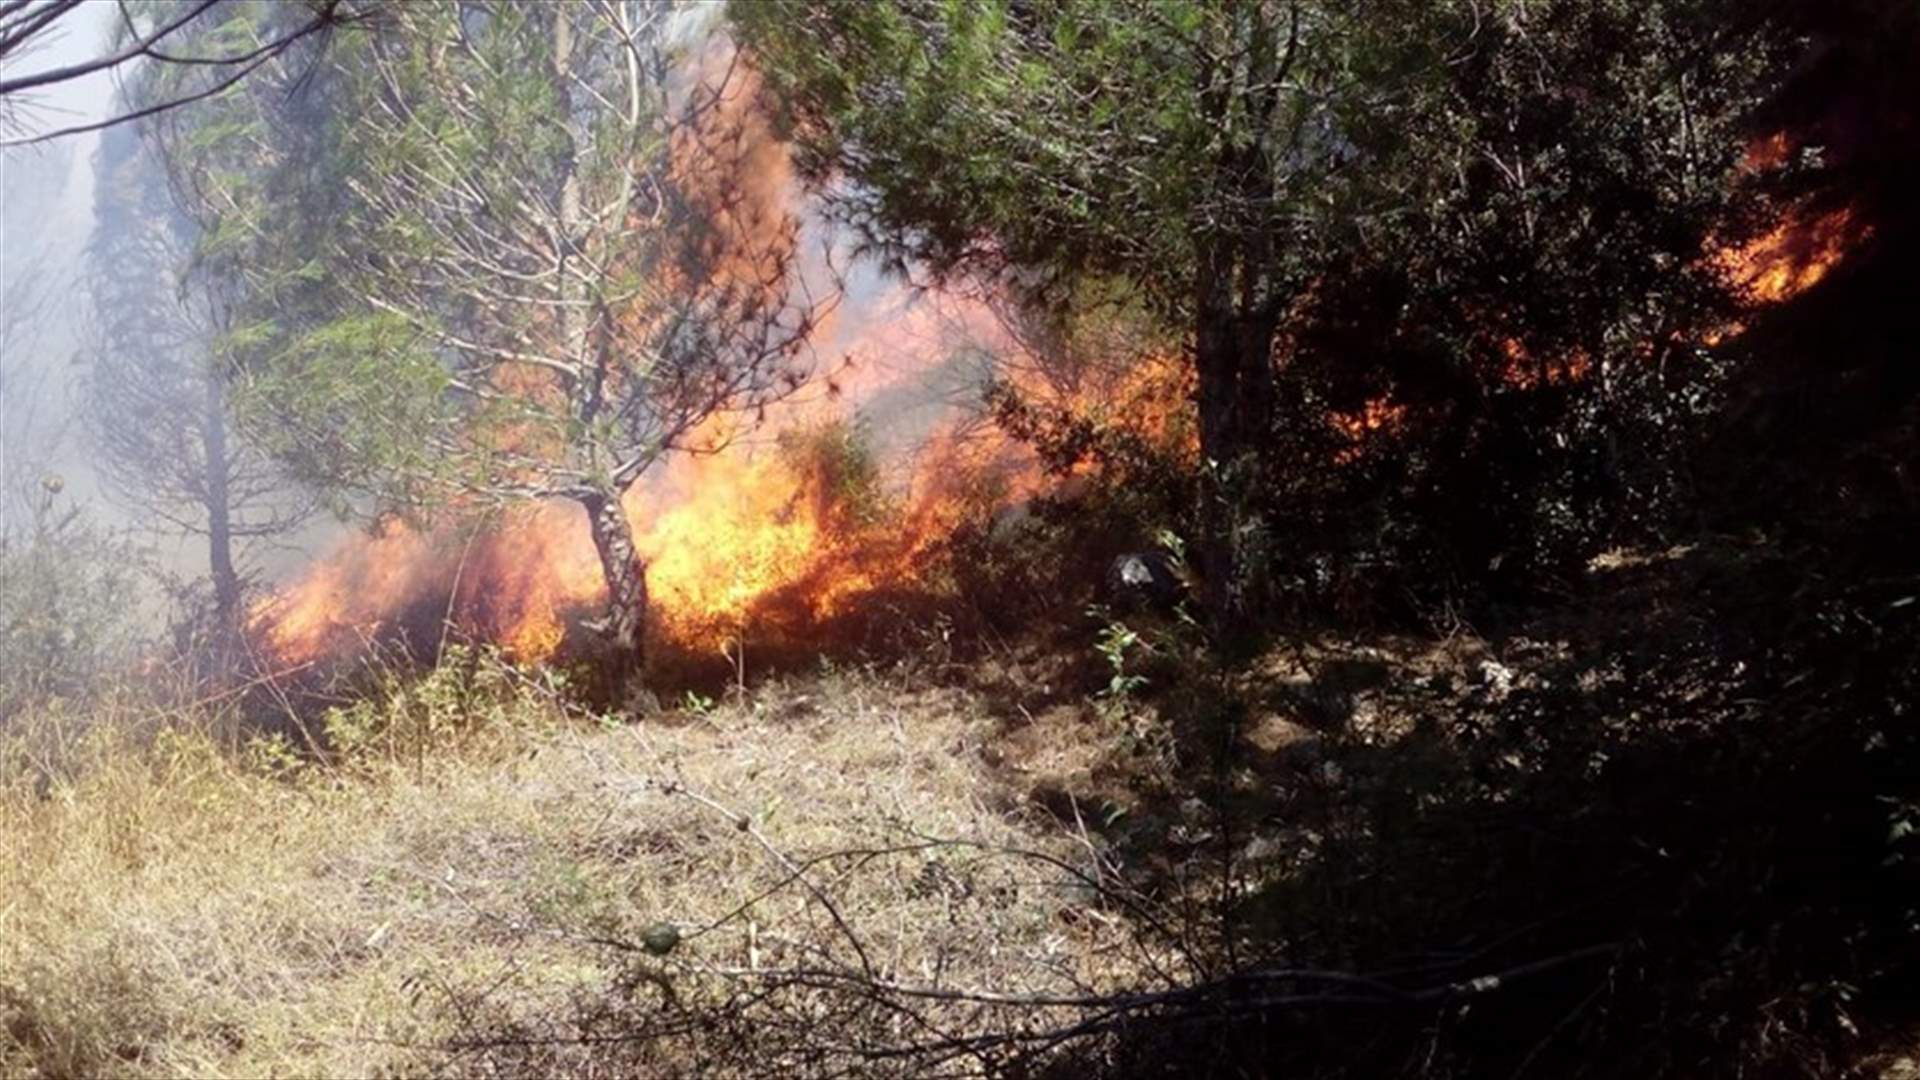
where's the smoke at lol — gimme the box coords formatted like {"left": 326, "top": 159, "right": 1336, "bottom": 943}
{"left": 2, "top": 7, "right": 324, "bottom": 576}
{"left": 2, "top": 110, "right": 98, "bottom": 521}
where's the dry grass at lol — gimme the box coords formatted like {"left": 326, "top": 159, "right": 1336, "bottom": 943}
{"left": 9, "top": 590, "right": 1910, "bottom": 1079}
{"left": 0, "top": 661, "right": 1144, "bottom": 1079}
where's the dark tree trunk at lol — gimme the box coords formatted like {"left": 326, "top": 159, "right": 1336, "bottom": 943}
{"left": 202, "top": 374, "right": 241, "bottom": 625}
{"left": 1195, "top": 256, "right": 1243, "bottom": 633}
{"left": 1188, "top": 15, "right": 1288, "bottom": 646}
{"left": 1193, "top": 236, "right": 1280, "bottom": 647}
{"left": 581, "top": 489, "right": 648, "bottom": 684}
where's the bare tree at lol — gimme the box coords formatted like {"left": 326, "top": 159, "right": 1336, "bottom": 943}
{"left": 151, "top": 1, "right": 834, "bottom": 679}
{"left": 81, "top": 119, "right": 312, "bottom": 629}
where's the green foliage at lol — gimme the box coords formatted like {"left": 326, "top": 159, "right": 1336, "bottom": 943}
{"left": 243, "top": 311, "right": 464, "bottom": 504}
{"left": 740, "top": 0, "right": 1797, "bottom": 620}
{"left": 0, "top": 486, "right": 148, "bottom": 719}
{"left": 311, "top": 645, "right": 565, "bottom": 772}
{"left": 148, "top": 1, "right": 817, "bottom": 533}
{"left": 744, "top": 0, "right": 1776, "bottom": 315}
{"left": 741, "top": 0, "right": 1290, "bottom": 315}
{"left": 776, "top": 419, "right": 888, "bottom": 533}
{"left": 1090, "top": 615, "right": 1148, "bottom": 716}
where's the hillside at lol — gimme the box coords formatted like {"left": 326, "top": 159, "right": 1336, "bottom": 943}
{"left": 6, "top": 519, "right": 1916, "bottom": 1077}
{"left": 4, "top": 2, "right": 1918, "bottom": 1077}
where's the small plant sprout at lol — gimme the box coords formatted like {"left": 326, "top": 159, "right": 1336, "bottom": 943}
{"left": 1091, "top": 614, "right": 1150, "bottom": 717}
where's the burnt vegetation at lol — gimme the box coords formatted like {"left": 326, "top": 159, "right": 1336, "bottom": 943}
{"left": 2, "top": 1, "right": 1918, "bottom": 1078}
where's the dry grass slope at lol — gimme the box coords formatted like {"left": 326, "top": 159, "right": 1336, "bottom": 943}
{"left": 0, "top": 663, "right": 1142, "bottom": 1078}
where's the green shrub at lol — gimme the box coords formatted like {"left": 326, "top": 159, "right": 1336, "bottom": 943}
{"left": 310, "top": 645, "right": 570, "bottom": 772}
{"left": 0, "top": 485, "right": 149, "bottom": 722}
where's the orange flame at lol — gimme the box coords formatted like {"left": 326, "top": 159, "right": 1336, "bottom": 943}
{"left": 246, "top": 39, "right": 1052, "bottom": 668}
{"left": 1330, "top": 396, "right": 1409, "bottom": 444}
{"left": 246, "top": 287, "right": 1048, "bottom": 666}
{"left": 1715, "top": 203, "right": 1866, "bottom": 306}
{"left": 250, "top": 113, "right": 1873, "bottom": 670}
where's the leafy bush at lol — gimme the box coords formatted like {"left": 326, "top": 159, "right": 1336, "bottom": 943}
{"left": 775, "top": 419, "right": 888, "bottom": 533}
{"left": 287, "top": 645, "right": 571, "bottom": 774}
{"left": 0, "top": 484, "right": 149, "bottom": 721}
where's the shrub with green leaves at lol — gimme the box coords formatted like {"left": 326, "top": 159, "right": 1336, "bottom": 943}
{"left": 0, "top": 486, "right": 148, "bottom": 720}
{"left": 776, "top": 420, "right": 889, "bottom": 534}
{"left": 306, "top": 645, "right": 570, "bottom": 773}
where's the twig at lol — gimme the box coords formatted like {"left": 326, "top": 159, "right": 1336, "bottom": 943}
{"left": 438, "top": 524, "right": 482, "bottom": 662}
{"left": 654, "top": 774, "right": 881, "bottom": 979}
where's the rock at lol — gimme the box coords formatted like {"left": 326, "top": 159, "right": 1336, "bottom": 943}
{"left": 1478, "top": 660, "right": 1515, "bottom": 702}
{"left": 1103, "top": 550, "right": 1187, "bottom": 611}
{"left": 640, "top": 921, "right": 681, "bottom": 955}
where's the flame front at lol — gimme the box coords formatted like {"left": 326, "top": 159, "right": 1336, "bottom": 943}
{"left": 1717, "top": 203, "right": 1865, "bottom": 306}
{"left": 249, "top": 122, "right": 1871, "bottom": 669}
{"left": 246, "top": 290, "right": 1045, "bottom": 666}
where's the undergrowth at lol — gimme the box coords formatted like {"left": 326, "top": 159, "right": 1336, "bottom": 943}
{"left": 0, "top": 656, "right": 1119, "bottom": 1078}
{"left": 4, "top": 531, "right": 1916, "bottom": 1079}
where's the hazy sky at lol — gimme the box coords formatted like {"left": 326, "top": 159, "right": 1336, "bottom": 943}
{"left": 2, "top": 3, "right": 117, "bottom": 515}
{"left": 0, "top": 0, "right": 261, "bottom": 626}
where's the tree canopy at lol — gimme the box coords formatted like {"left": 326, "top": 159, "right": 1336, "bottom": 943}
{"left": 145, "top": 0, "right": 832, "bottom": 669}
{"left": 736, "top": 0, "right": 1793, "bottom": 624}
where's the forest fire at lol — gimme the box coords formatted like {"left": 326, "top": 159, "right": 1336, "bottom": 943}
{"left": 249, "top": 200, "right": 1866, "bottom": 672}
{"left": 246, "top": 290, "right": 1042, "bottom": 667}
{"left": 1717, "top": 202, "right": 1865, "bottom": 306}
{"left": 246, "top": 106, "right": 1873, "bottom": 676}
{"left": 1713, "top": 128, "right": 1872, "bottom": 310}
{"left": 243, "top": 41, "right": 1056, "bottom": 672}
{"left": 13, "top": 6, "right": 1917, "bottom": 1076}
{"left": 1330, "top": 396, "right": 1410, "bottom": 455}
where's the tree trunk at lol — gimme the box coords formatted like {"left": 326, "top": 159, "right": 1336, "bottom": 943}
{"left": 581, "top": 489, "right": 648, "bottom": 684}
{"left": 1192, "top": 239, "right": 1279, "bottom": 647}
{"left": 202, "top": 373, "right": 241, "bottom": 625}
